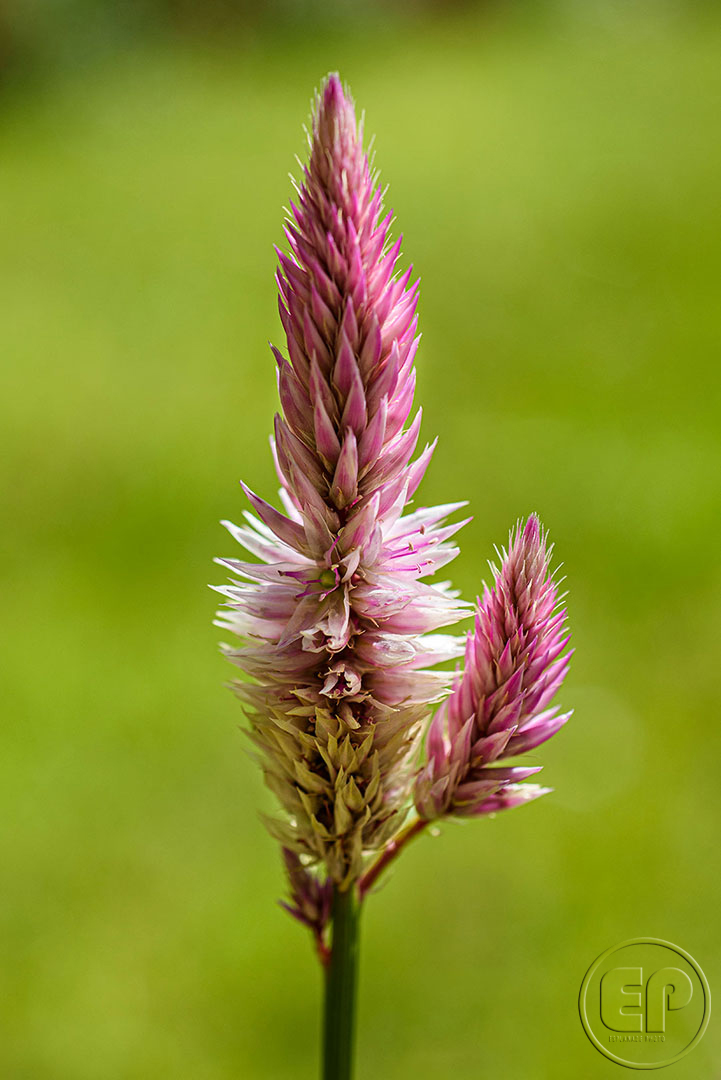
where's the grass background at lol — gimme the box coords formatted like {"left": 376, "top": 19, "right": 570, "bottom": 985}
{"left": 2, "top": 3, "right": 721, "bottom": 1077}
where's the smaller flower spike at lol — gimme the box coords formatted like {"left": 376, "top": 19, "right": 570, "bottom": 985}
{"left": 414, "top": 515, "right": 572, "bottom": 820}
{"left": 280, "top": 848, "right": 333, "bottom": 963}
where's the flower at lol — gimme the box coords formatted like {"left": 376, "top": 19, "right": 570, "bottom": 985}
{"left": 280, "top": 848, "right": 333, "bottom": 961}
{"left": 214, "top": 74, "right": 470, "bottom": 888}
{"left": 414, "top": 515, "right": 572, "bottom": 820}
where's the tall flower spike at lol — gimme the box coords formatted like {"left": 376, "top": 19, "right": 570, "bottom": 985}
{"left": 414, "top": 515, "right": 572, "bottom": 820}
{"left": 215, "top": 74, "right": 470, "bottom": 889}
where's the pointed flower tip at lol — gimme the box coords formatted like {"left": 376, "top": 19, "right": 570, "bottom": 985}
{"left": 521, "top": 512, "right": 541, "bottom": 545}
{"left": 318, "top": 72, "right": 353, "bottom": 124}
{"left": 323, "top": 72, "right": 344, "bottom": 104}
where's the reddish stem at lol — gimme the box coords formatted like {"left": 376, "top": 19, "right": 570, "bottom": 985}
{"left": 316, "top": 932, "right": 332, "bottom": 969}
{"left": 358, "top": 817, "right": 428, "bottom": 899}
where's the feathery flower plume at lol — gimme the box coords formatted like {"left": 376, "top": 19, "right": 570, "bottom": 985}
{"left": 215, "top": 74, "right": 470, "bottom": 894}
{"left": 414, "top": 515, "right": 572, "bottom": 820}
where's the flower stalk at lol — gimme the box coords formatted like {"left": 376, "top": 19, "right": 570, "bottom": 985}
{"left": 323, "top": 887, "right": 361, "bottom": 1080}
{"left": 358, "top": 816, "right": 427, "bottom": 899}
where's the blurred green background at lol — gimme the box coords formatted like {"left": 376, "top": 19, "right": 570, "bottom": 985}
{"left": 2, "top": 1, "right": 721, "bottom": 1077}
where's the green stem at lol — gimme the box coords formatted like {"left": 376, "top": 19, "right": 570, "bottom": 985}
{"left": 322, "top": 886, "right": 360, "bottom": 1080}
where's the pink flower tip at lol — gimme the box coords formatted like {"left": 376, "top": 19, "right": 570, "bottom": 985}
{"left": 322, "top": 72, "right": 345, "bottom": 109}
{"left": 523, "top": 512, "right": 541, "bottom": 544}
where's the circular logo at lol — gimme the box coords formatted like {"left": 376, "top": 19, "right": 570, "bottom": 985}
{"left": 579, "top": 938, "right": 711, "bottom": 1069}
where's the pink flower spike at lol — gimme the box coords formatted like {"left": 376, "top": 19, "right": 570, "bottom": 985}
{"left": 414, "top": 515, "right": 571, "bottom": 820}
{"left": 215, "top": 74, "right": 470, "bottom": 893}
